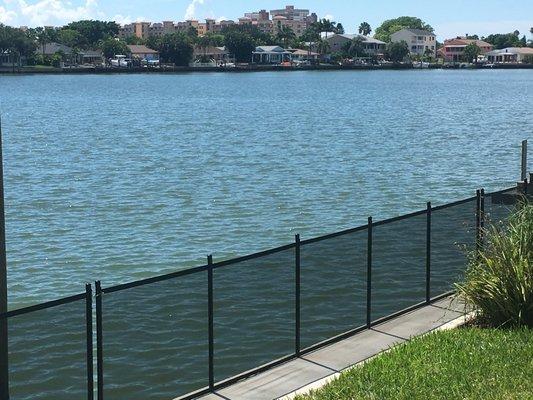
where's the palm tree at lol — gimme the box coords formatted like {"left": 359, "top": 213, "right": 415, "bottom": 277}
{"left": 346, "top": 36, "right": 366, "bottom": 58}
{"left": 358, "top": 22, "right": 372, "bottom": 36}
{"left": 320, "top": 19, "right": 336, "bottom": 39}
{"left": 316, "top": 38, "right": 330, "bottom": 57}
{"left": 276, "top": 26, "right": 296, "bottom": 48}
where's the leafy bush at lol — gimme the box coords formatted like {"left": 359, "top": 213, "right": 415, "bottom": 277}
{"left": 455, "top": 200, "right": 533, "bottom": 327}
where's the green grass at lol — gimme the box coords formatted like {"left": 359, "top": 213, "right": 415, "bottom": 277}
{"left": 297, "top": 328, "right": 533, "bottom": 400}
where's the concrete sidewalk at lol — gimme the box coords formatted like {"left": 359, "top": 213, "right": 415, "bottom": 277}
{"left": 194, "top": 296, "right": 465, "bottom": 400}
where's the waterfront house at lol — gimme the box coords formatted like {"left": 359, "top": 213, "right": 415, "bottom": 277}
{"left": 485, "top": 47, "right": 533, "bottom": 63}
{"left": 439, "top": 37, "right": 493, "bottom": 62}
{"left": 192, "top": 46, "right": 230, "bottom": 63}
{"left": 324, "top": 34, "right": 386, "bottom": 57}
{"left": 126, "top": 45, "right": 160, "bottom": 64}
{"left": 36, "top": 42, "right": 76, "bottom": 65}
{"left": 0, "top": 51, "right": 27, "bottom": 67}
{"left": 252, "top": 46, "right": 292, "bottom": 64}
{"left": 391, "top": 28, "right": 437, "bottom": 58}
{"left": 80, "top": 50, "right": 104, "bottom": 66}
{"left": 289, "top": 49, "right": 320, "bottom": 62}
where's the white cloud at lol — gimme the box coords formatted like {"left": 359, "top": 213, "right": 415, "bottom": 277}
{"left": 0, "top": 6, "right": 17, "bottom": 23}
{"left": 110, "top": 14, "right": 146, "bottom": 25}
{"left": 2, "top": 0, "right": 105, "bottom": 26}
{"left": 323, "top": 14, "right": 334, "bottom": 22}
{"left": 184, "top": 0, "right": 204, "bottom": 21}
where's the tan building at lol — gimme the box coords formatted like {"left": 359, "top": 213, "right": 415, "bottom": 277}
{"left": 391, "top": 28, "right": 437, "bottom": 58}
{"left": 126, "top": 45, "right": 159, "bottom": 61}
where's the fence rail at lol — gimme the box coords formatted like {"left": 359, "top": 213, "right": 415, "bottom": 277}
{"left": 0, "top": 182, "right": 529, "bottom": 400}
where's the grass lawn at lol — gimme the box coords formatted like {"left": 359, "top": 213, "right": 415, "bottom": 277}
{"left": 297, "top": 328, "right": 533, "bottom": 400}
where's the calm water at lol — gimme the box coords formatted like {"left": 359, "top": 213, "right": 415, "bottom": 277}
{"left": 0, "top": 69, "right": 531, "bottom": 307}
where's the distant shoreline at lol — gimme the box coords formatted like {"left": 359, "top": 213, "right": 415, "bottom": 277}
{"left": 1, "top": 63, "right": 532, "bottom": 75}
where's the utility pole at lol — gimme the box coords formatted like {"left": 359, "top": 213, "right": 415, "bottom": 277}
{"left": 0, "top": 115, "right": 9, "bottom": 399}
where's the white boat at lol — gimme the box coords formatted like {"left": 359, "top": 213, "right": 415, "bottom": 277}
{"left": 413, "top": 61, "right": 430, "bottom": 69}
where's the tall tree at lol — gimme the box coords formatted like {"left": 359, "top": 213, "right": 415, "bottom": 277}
{"left": 154, "top": 33, "right": 194, "bottom": 66}
{"left": 100, "top": 38, "right": 129, "bottom": 60}
{"left": 318, "top": 19, "right": 336, "bottom": 39}
{"left": 358, "top": 22, "right": 372, "bottom": 36}
{"left": 462, "top": 42, "right": 481, "bottom": 62}
{"left": 64, "top": 20, "right": 119, "bottom": 47}
{"left": 343, "top": 36, "right": 367, "bottom": 58}
{"left": 375, "top": 17, "right": 433, "bottom": 42}
{"left": 276, "top": 26, "right": 296, "bottom": 48}
{"left": 484, "top": 32, "right": 524, "bottom": 49}
{"left": 335, "top": 23, "right": 345, "bottom": 35}
{"left": 385, "top": 40, "right": 409, "bottom": 62}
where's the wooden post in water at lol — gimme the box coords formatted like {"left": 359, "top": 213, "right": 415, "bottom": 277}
{"left": 522, "top": 140, "right": 528, "bottom": 181}
{"left": 0, "top": 115, "right": 9, "bottom": 399}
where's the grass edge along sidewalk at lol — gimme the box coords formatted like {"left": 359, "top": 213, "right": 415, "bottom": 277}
{"left": 291, "top": 324, "right": 532, "bottom": 400}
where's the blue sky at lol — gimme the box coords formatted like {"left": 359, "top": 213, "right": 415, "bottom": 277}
{"left": 1, "top": 0, "right": 532, "bottom": 40}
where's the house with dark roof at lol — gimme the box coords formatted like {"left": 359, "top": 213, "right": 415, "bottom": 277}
{"left": 390, "top": 28, "right": 437, "bottom": 58}
{"left": 324, "top": 34, "right": 386, "bottom": 57}
{"left": 252, "top": 46, "right": 292, "bottom": 64}
{"left": 34, "top": 42, "right": 103, "bottom": 66}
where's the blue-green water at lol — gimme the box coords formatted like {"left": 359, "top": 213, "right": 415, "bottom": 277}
{"left": 1, "top": 70, "right": 531, "bottom": 400}
{"left": 0, "top": 69, "right": 531, "bottom": 308}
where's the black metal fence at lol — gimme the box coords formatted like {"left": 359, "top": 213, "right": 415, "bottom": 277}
{"left": 0, "top": 182, "right": 529, "bottom": 400}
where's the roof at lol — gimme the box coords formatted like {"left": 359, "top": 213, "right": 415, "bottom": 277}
{"left": 444, "top": 38, "right": 492, "bottom": 48}
{"left": 324, "top": 33, "right": 386, "bottom": 45}
{"left": 394, "top": 28, "right": 435, "bottom": 36}
{"left": 126, "top": 45, "right": 159, "bottom": 54}
{"left": 36, "top": 42, "right": 73, "bottom": 56}
{"left": 254, "top": 45, "right": 287, "bottom": 53}
{"left": 485, "top": 47, "right": 533, "bottom": 56}
{"left": 193, "top": 45, "right": 228, "bottom": 55}
{"left": 291, "top": 49, "right": 319, "bottom": 56}
{"left": 81, "top": 49, "right": 103, "bottom": 58}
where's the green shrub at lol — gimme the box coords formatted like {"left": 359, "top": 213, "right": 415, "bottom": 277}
{"left": 455, "top": 200, "right": 533, "bottom": 327}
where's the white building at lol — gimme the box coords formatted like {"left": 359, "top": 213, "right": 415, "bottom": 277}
{"left": 485, "top": 47, "right": 533, "bottom": 63}
{"left": 390, "top": 28, "right": 437, "bottom": 58}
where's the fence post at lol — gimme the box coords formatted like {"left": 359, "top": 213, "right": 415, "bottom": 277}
{"left": 522, "top": 140, "right": 528, "bottom": 181}
{"left": 480, "top": 189, "right": 485, "bottom": 247}
{"left": 476, "top": 190, "right": 481, "bottom": 253}
{"left": 426, "top": 202, "right": 431, "bottom": 304}
{"left": 95, "top": 281, "right": 103, "bottom": 400}
{"left": 366, "top": 217, "right": 372, "bottom": 329}
{"left": 85, "top": 284, "right": 94, "bottom": 400}
{"left": 0, "top": 115, "right": 9, "bottom": 400}
{"left": 207, "top": 255, "right": 214, "bottom": 391}
{"left": 295, "top": 234, "right": 301, "bottom": 356}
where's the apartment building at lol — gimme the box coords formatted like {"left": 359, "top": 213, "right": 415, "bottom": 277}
{"left": 390, "top": 28, "right": 437, "bottom": 58}
{"left": 269, "top": 5, "right": 317, "bottom": 24}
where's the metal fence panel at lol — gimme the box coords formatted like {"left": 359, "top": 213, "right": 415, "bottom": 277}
{"left": 101, "top": 272, "right": 208, "bottom": 400}
{"left": 372, "top": 213, "right": 427, "bottom": 320}
{"left": 300, "top": 230, "right": 366, "bottom": 349}
{"left": 485, "top": 190, "right": 517, "bottom": 227}
{"left": 6, "top": 299, "right": 87, "bottom": 400}
{"left": 431, "top": 199, "right": 477, "bottom": 297}
{"left": 213, "top": 247, "right": 295, "bottom": 383}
